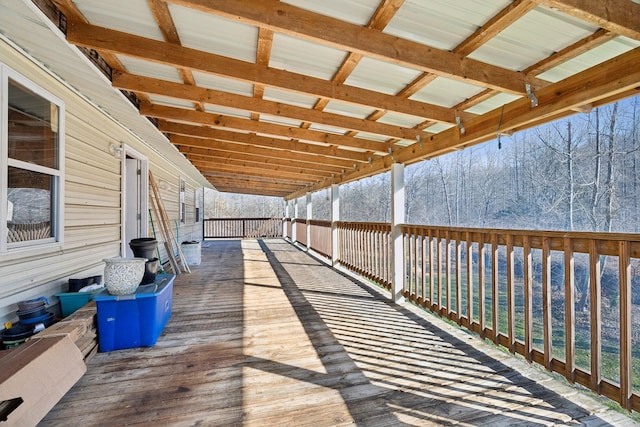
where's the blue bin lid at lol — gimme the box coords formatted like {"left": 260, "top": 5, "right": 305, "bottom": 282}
{"left": 94, "top": 274, "right": 174, "bottom": 301}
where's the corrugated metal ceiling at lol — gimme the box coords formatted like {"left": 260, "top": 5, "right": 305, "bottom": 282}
{"left": 3, "top": 0, "right": 639, "bottom": 199}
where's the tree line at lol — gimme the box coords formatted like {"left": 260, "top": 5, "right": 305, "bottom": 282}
{"left": 206, "top": 95, "right": 640, "bottom": 235}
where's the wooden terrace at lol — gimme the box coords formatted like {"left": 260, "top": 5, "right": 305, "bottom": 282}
{"left": 41, "top": 239, "right": 635, "bottom": 426}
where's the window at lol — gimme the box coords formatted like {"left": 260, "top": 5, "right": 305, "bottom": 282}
{"left": 195, "top": 188, "right": 202, "bottom": 222}
{"left": 179, "top": 178, "right": 186, "bottom": 224}
{"left": 1, "top": 65, "right": 64, "bottom": 252}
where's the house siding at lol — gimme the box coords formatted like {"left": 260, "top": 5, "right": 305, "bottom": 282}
{"left": 0, "top": 39, "right": 203, "bottom": 324}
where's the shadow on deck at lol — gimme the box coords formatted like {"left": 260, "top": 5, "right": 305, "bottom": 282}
{"left": 41, "top": 239, "right": 636, "bottom": 426}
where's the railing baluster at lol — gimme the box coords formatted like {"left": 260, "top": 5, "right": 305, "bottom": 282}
{"left": 456, "top": 232, "right": 462, "bottom": 324}
{"left": 523, "top": 235, "right": 533, "bottom": 362}
{"left": 478, "top": 233, "right": 485, "bottom": 338}
{"left": 507, "top": 234, "right": 515, "bottom": 353}
{"left": 446, "top": 230, "right": 451, "bottom": 316}
{"left": 619, "top": 240, "right": 632, "bottom": 410}
{"left": 542, "top": 236, "right": 552, "bottom": 370}
{"left": 564, "top": 237, "right": 575, "bottom": 383}
{"left": 492, "top": 233, "right": 499, "bottom": 345}
{"left": 428, "top": 230, "right": 435, "bottom": 309}
{"left": 589, "top": 239, "right": 601, "bottom": 393}
{"left": 467, "top": 231, "right": 473, "bottom": 329}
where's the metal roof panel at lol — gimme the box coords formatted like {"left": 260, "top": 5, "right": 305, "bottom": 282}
{"left": 324, "top": 101, "right": 377, "bottom": 119}
{"left": 270, "top": 33, "right": 348, "bottom": 80}
{"left": 384, "top": 0, "right": 511, "bottom": 50}
{"left": 281, "top": 0, "right": 380, "bottom": 26}
{"left": 263, "top": 87, "right": 319, "bottom": 108}
{"left": 169, "top": 4, "right": 259, "bottom": 62}
{"left": 345, "top": 56, "right": 422, "bottom": 95}
{"left": 192, "top": 72, "right": 254, "bottom": 96}
{"left": 469, "top": 6, "right": 598, "bottom": 71}
{"left": 410, "top": 77, "right": 486, "bottom": 108}
{"left": 538, "top": 36, "right": 640, "bottom": 83}
{"left": 73, "top": 0, "right": 164, "bottom": 41}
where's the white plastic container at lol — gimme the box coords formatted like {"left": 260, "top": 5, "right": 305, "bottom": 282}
{"left": 181, "top": 242, "right": 201, "bottom": 265}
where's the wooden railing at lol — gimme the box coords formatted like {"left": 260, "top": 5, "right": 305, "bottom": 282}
{"left": 205, "top": 216, "right": 640, "bottom": 410}
{"left": 337, "top": 221, "right": 392, "bottom": 290}
{"left": 285, "top": 218, "right": 292, "bottom": 240}
{"left": 295, "top": 220, "right": 307, "bottom": 246}
{"left": 401, "top": 224, "right": 640, "bottom": 411}
{"left": 203, "top": 218, "right": 283, "bottom": 239}
{"left": 309, "top": 220, "right": 332, "bottom": 259}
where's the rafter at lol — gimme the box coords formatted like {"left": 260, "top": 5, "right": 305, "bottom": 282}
{"left": 164, "top": 0, "right": 547, "bottom": 94}
{"left": 288, "top": 45, "right": 640, "bottom": 199}
{"left": 112, "top": 73, "right": 434, "bottom": 142}
{"left": 531, "top": 0, "right": 640, "bottom": 41}
{"left": 187, "top": 154, "right": 334, "bottom": 178}
{"left": 178, "top": 146, "right": 345, "bottom": 174}
{"left": 191, "top": 160, "right": 322, "bottom": 182}
{"left": 172, "top": 135, "right": 357, "bottom": 169}
{"left": 66, "top": 22, "right": 456, "bottom": 123}
{"left": 141, "top": 103, "right": 387, "bottom": 152}
{"left": 147, "top": 0, "right": 204, "bottom": 112}
{"left": 159, "top": 121, "right": 374, "bottom": 163}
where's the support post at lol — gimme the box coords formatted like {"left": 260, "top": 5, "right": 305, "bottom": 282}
{"left": 331, "top": 184, "right": 340, "bottom": 265}
{"left": 292, "top": 199, "right": 299, "bottom": 243}
{"left": 391, "top": 163, "right": 405, "bottom": 302}
{"left": 283, "top": 200, "right": 289, "bottom": 238}
{"left": 306, "top": 192, "right": 312, "bottom": 251}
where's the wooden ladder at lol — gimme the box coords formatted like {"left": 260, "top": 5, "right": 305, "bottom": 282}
{"left": 149, "top": 170, "right": 191, "bottom": 274}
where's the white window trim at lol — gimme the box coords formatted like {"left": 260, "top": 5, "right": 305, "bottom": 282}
{"left": 0, "top": 63, "right": 65, "bottom": 253}
{"left": 179, "top": 177, "right": 186, "bottom": 224}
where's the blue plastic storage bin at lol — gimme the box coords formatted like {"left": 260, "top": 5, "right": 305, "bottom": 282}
{"left": 93, "top": 274, "right": 175, "bottom": 352}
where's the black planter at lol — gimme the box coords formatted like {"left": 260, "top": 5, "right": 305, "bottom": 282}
{"left": 140, "top": 258, "right": 160, "bottom": 285}
{"left": 129, "top": 238, "right": 158, "bottom": 260}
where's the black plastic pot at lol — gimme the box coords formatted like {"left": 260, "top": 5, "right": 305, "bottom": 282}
{"left": 140, "top": 258, "right": 160, "bottom": 285}
{"left": 129, "top": 238, "right": 158, "bottom": 260}
{"left": 1, "top": 324, "right": 34, "bottom": 349}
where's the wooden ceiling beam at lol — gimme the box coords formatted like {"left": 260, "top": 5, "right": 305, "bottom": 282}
{"left": 159, "top": 121, "right": 374, "bottom": 163}
{"left": 207, "top": 178, "right": 301, "bottom": 192}
{"left": 112, "top": 72, "right": 432, "bottom": 141}
{"left": 209, "top": 184, "right": 289, "bottom": 197}
{"left": 147, "top": 0, "right": 204, "bottom": 112}
{"left": 172, "top": 135, "right": 356, "bottom": 169}
{"left": 187, "top": 154, "right": 334, "bottom": 178}
{"left": 192, "top": 160, "right": 322, "bottom": 182}
{"left": 178, "top": 146, "right": 345, "bottom": 173}
{"left": 141, "top": 103, "right": 386, "bottom": 153}
{"left": 204, "top": 171, "right": 310, "bottom": 188}
{"left": 531, "top": 0, "right": 640, "bottom": 41}
{"left": 455, "top": 0, "right": 538, "bottom": 56}
{"left": 287, "top": 45, "right": 640, "bottom": 199}
{"left": 164, "top": 0, "right": 547, "bottom": 94}
{"left": 66, "top": 22, "right": 456, "bottom": 123}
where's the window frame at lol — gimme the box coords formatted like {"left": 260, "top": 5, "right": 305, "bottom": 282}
{"left": 0, "top": 64, "right": 65, "bottom": 253}
{"left": 179, "top": 177, "right": 186, "bottom": 224}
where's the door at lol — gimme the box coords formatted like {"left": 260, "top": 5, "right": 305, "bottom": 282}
{"left": 122, "top": 147, "right": 148, "bottom": 257}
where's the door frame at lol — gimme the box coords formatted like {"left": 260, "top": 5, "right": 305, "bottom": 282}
{"left": 120, "top": 144, "right": 149, "bottom": 257}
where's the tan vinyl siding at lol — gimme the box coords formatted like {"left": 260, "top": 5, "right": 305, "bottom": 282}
{"left": 0, "top": 39, "right": 204, "bottom": 324}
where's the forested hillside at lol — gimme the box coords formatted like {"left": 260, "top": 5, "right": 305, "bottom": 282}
{"left": 206, "top": 95, "right": 640, "bottom": 234}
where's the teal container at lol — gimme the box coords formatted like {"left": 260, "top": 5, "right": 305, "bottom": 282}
{"left": 56, "top": 289, "right": 102, "bottom": 317}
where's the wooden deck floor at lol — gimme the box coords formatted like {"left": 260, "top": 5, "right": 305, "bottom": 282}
{"left": 41, "top": 239, "right": 636, "bottom": 426}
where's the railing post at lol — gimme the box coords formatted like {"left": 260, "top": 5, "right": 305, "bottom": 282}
{"left": 306, "top": 192, "right": 312, "bottom": 252}
{"left": 391, "top": 162, "right": 405, "bottom": 303}
{"left": 283, "top": 201, "right": 289, "bottom": 238}
{"left": 292, "top": 199, "right": 299, "bottom": 243}
{"left": 331, "top": 184, "right": 339, "bottom": 266}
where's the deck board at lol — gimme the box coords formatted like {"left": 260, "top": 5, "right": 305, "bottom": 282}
{"left": 40, "top": 239, "right": 635, "bottom": 426}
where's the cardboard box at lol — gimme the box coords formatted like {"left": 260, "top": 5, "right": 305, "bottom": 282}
{"left": 0, "top": 336, "right": 86, "bottom": 426}
{"left": 94, "top": 274, "right": 174, "bottom": 352}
